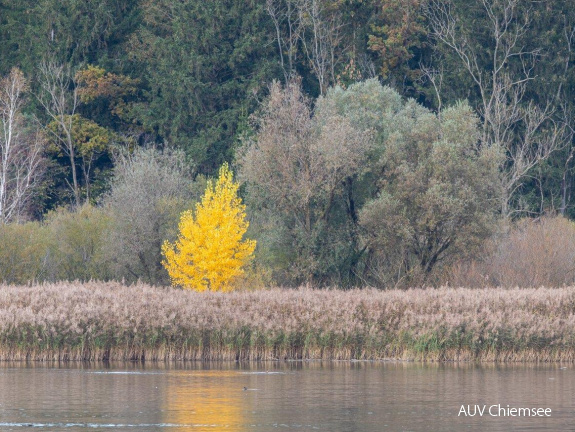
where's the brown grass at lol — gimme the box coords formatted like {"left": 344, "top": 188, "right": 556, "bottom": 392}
{"left": 0, "top": 282, "right": 574, "bottom": 362}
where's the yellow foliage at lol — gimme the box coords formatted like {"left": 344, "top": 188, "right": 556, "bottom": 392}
{"left": 162, "top": 163, "right": 256, "bottom": 292}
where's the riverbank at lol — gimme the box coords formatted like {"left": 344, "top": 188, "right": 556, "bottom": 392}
{"left": 0, "top": 282, "right": 573, "bottom": 362}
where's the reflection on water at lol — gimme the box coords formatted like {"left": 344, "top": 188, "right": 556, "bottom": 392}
{"left": 165, "top": 370, "right": 243, "bottom": 431}
{"left": 0, "top": 361, "right": 573, "bottom": 431}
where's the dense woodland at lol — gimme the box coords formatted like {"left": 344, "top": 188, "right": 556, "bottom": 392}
{"left": 1, "top": 0, "right": 575, "bottom": 288}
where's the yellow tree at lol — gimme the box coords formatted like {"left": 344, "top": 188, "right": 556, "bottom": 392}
{"left": 162, "top": 163, "right": 256, "bottom": 291}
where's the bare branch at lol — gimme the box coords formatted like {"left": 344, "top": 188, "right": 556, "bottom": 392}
{"left": 419, "top": 61, "right": 444, "bottom": 117}
{"left": 37, "top": 62, "right": 81, "bottom": 207}
{"left": 0, "top": 69, "right": 45, "bottom": 223}
{"left": 266, "top": 0, "right": 347, "bottom": 93}
{"left": 425, "top": 0, "right": 567, "bottom": 217}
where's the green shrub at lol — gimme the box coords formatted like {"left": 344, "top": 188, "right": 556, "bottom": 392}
{"left": 43, "top": 205, "right": 112, "bottom": 281}
{"left": 0, "top": 222, "right": 48, "bottom": 284}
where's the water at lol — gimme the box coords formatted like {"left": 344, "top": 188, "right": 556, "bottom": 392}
{"left": 0, "top": 361, "right": 573, "bottom": 431}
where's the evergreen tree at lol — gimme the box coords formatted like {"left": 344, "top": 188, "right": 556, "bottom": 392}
{"left": 128, "top": 0, "right": 278, "bottom": 173}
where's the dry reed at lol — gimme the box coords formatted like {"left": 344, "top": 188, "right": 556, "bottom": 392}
{"left": 0, "top": 282, "right": 574, "bottom": 362}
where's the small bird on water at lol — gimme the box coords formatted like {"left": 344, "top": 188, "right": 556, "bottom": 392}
{"left": 243, "top": 386, "right": 248, "bottom": 391}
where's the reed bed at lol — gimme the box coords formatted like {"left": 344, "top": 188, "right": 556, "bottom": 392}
{"left": 0, "top": 282, "right": 574, "bottom": 362}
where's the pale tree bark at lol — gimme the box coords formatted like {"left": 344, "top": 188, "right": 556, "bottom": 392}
{"left": 426, "top": 0, "right": 571, "bottom": 217}
{"left": 266, "top": 0, "right": 303, "bottom": 81}
{"left": 419, "top": 60, "right": 444, "bottom": 120}
{"left": 557, "top": 18, "right": 575, "bottom": 216}
{"left": 0, "top": 69, "right": 45, "bottom": 223}
{"left": 298, "top": 0, "right": 345, "bottom": 94}
{"left": 266, "top": 0, "right": 346, "bottom": 94}
{"left": 37, "top": 62, "right": 81, "bottom": 207}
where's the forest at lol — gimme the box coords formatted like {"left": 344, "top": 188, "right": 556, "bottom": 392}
{"left": 1, "top": 0, "right": 575, "bottom": 288}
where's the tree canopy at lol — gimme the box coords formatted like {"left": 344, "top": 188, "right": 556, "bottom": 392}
{"left": 1, "top": 0, "right": 575, "bottom": 287}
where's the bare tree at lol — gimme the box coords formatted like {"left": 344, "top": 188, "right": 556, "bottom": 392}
{"left": 0, "top": 69, "right": 45, "bottom": 223}
{"left": 266, "top": 0, "right": 303, "bottom": 81}
{"left": 426, "top": 0, "right": 571, "bottom": 217}
{"left": 298, "top": 0, "right": 346, "bottom": 94}
{"left": 37, "top": 62, "right": 81, "bottom": 207}
{"left": 419, "top": 59, "right": 444, "bottom": 119}
{"left": 266, "top": 0, "right": 347, "bottom": 94}
{"left": 557, "top": 18, "right": 575, "bottom": 215}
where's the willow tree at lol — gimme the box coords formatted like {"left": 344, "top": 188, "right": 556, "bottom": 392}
{"left": 162, "top": 163, "right": 256, "bottom": 292}
{"left": 238, "top": 79, "right": 373, "bottom": 285}
{"left": 360, "top": 100, "right": 501, "bottom": 286}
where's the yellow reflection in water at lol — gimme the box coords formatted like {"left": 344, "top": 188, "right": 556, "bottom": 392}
{"left": 164, "top": 370, "right": 244, "bottom": 431}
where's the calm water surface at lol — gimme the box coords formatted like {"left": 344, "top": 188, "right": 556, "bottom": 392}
{"left": 0, "top": 361, "right": 573, "bottom": 431}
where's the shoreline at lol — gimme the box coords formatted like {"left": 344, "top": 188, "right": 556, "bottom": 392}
{"left": 0, "top": 357, "right": 574, "bottom": 363}
{"left": 0, "top": 282, "right": 574, "bottom": 362}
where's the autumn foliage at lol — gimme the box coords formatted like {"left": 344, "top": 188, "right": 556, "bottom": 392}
{"left": 162, "top": 163, "right": 255, "bottom": 291}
